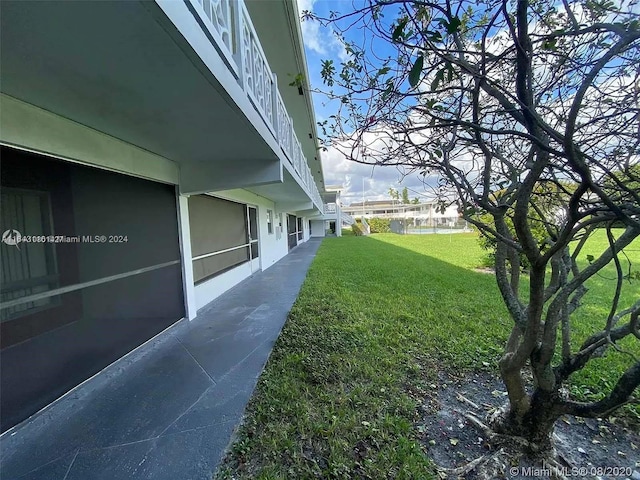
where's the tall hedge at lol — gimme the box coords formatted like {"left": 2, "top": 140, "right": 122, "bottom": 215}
{"left": 367, "top": 217, "right": 391, "bottom": 233}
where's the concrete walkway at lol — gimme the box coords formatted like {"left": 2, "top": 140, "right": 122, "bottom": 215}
{"left": 0, "top": 239, "right": 322, "bottom": 480}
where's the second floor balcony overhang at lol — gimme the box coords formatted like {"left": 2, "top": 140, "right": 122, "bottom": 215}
{"left": 0, "top": 0, "right": 324, "bottom": 211}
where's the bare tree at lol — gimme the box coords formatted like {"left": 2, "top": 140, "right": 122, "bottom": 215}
{"left": 308, "top": 0, "right": 640, "bottom": 453}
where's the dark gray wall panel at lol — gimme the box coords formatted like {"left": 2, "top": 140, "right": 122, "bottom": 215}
{"left": 0, "top": 147, "right": 184, "bottom": 432}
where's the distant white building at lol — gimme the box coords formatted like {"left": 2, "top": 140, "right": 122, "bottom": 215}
{"left": 343, "top": 200, "right": 461, "bottom": 228}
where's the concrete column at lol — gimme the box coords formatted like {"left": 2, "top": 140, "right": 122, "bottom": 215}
{"left": 177, "top": 195, "right": 197, "bottom": 320}
{"left": 336, "top": 205, "right": 343, "bottom": 237}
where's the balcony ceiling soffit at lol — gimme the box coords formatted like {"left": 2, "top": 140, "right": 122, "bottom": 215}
{"left": 0, "top": 1, "right": 275, "bottom": 165}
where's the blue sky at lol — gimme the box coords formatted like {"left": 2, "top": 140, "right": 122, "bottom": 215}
{"left": 296, "top": 0, "right": 436, "bottom": 205}
{"left": 296, "top": 0, "right": 640, "bottom": 205}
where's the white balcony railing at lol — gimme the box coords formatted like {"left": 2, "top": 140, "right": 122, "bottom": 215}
{"left": 341, "top": 212, "right": 355, "bottom": 225}
{"left": 193, "top": 0, "right": 236, "bottom": 73}
{"left": 238, "top": 0, "right": 276, "bottom": 134}
{"left": 189, "top": 0, "right": 323, "bottom": 211}
{"left": 323, "top": 204, "right": 353, "bottom": 225}
{"left": 276, "top": 90, "right": 293, "bottom": 161}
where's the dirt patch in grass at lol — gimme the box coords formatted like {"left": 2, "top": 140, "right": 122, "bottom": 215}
{"left": 415, "top": 370, "right": 640, "bottom": 479}
{"left": 473, "top": 267, "right": 495, "bottom": 275}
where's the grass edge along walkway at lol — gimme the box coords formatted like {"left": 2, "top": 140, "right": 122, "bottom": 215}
{"left": 217, "top": 232, "right": 640, "bottom": 479}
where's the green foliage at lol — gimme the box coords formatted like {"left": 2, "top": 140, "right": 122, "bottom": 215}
{"left": 408, "top": 55, "right": 423, "bottom": 87}
{"left": 392, "top": 17, "right": 408, "bottom": 42}
{"left": 352, "top": 222, "right": 364, "bottom": 236}
{"left": 476, "top": 210, "right": 548, "bottom": 269}
{"left": 320, "top": 59, "right": 335, "bottom": 86}
{"left": 367, "top": 217, "right": 391, "bottom": 233}
{"left": 603, "top": 163, "right": 640, "bottom": 203}
{"left": 430, "top": 66, "right": 445, "bottom": 91}
{"left": 288, "top": 73, "right": 305, "bottom": 89}
{"left": 401, "top": 187, "right": 410, "bottom": 204}
{"left": 474, "top": 185, "right": 568, "bottom": 268}
{"left": 441, "top": 15, "right": 462, "bottom": 34}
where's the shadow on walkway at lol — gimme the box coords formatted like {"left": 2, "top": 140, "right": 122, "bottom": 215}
{"left": 0, "top": 239, "right": 322, "bottom": 480}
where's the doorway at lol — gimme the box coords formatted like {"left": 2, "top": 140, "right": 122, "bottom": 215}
{"left": 287, "top": 214, "right": 297, "bottom": 250}
{"left": 247, "top": 206, "right": 259, "bottom": 272}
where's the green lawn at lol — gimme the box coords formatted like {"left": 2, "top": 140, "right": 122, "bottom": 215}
{"left": 217, "top": 232, "right": 640, "bottom": 479}
{"left": 565, "top": 230, "right": 640, "bottom": 401}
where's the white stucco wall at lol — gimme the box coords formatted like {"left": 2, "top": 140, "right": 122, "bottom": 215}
{"left": 310, "top": 220, "right": 326, "bottom": 237}
{"left": 177, "top": 196, "right": 197, "bottom": 319}
{"left": 1, "top": 95, "right": 315, "bottom": 319}
{"left": 194, "top": 259, "right": 259, "bottom": 311}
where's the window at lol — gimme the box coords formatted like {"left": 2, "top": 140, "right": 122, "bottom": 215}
{"left": 189, "top": 195, "right": 249, "bottom": 283}
{"left": 1, "top": 188, "right": 59, "bottom": 321}
{"left": 0, "top": 148, "right": 186, "bottom": 433}
{"left": 267, "top": 209, "right": 273, "bottom": 234}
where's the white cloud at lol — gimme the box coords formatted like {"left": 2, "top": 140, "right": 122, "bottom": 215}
{"left": 296, "top": 0, "right": 349, "bottom": 62}
{"left": 297, "top": 0, "right": 327, "bottom": 55}
{"left": 322, "top": 141, "right": 441, "bottom": 205}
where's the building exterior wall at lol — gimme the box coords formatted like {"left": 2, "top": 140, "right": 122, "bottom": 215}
{"left": 188, "top": 189, "right": 292, "bottom": 312}
{"left": 0, "top": 94, "right": 179, "bottom": 185}
{"left": 0, "top": 0, "right": 327, "bottom": 433}
{"left": 310, "top": 220, "right": 326, "bottom": 237}
{"left": 343, "top": 202, "right": 460, "bottom": 226}
{"left": 177, "top": 196, "right": 197, "bottom": 320}
{"left": 194, "top": 261, "right": 255, "bottom": 311}
{"left": 1, "top": 98, "right": 318, "bottom": 316}
{"left": 0, "top": 98, "right": 321, "bottom": 432}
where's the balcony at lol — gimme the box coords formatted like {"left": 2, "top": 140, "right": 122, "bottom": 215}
{"left": 0, "top": 0, "right": 324, "bottom": 212}
{"left": 178, "top": 0, "right": 324, "bottom": 210}
{"left": 324, "top": 203, "right": 337, "bottom": 214}
{"left": 323, "top": 203, "right": 355, "bottom": 226}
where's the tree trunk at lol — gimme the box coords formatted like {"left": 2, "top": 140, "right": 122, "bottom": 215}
{"left": 490, "top": 387, "right": 564, "bottom": 453}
